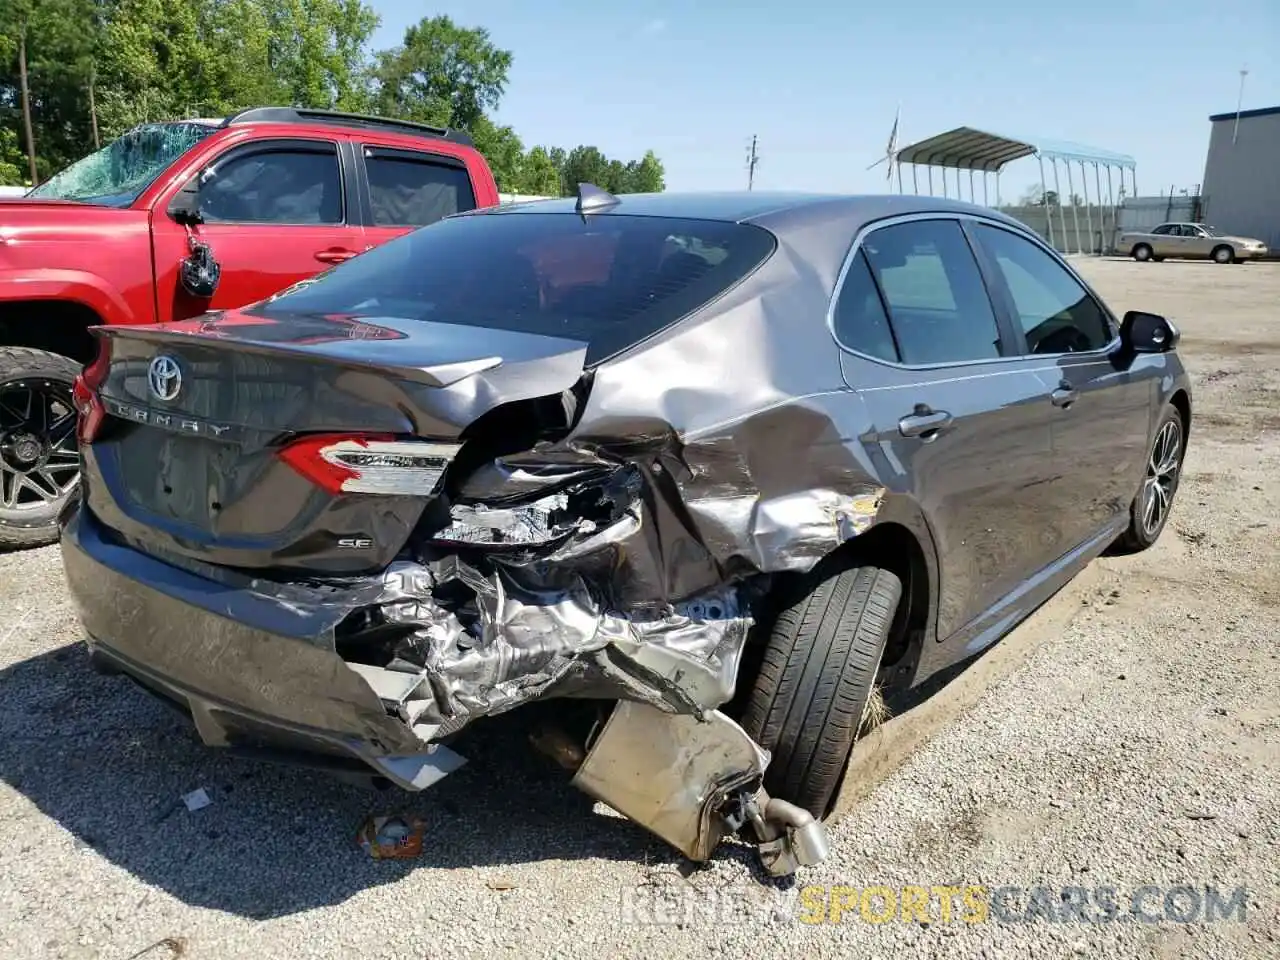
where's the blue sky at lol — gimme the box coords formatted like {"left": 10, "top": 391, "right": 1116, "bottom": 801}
{"left": 369, "top": 1, "right": 1278, "bottom": 200}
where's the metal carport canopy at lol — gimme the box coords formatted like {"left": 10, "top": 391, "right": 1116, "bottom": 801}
{"left": 894, "top": 126, "right": 1136, "bottom": 172}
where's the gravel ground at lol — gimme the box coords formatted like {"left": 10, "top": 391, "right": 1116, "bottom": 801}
{"left": 1, "top": 259, "right": 1278, "bottom": 960}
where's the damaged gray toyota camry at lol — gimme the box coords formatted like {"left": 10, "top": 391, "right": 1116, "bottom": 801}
{"left": 60, "top": 187, "right": 1191, "bottom": 876}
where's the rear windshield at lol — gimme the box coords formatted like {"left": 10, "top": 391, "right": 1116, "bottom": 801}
{"left": 250, "top": 211, "right": 777, "bottom": 365}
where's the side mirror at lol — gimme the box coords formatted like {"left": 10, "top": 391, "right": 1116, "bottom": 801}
{"left": 1120, "top": 310, "right": 1179, "bottom": 354}
{"left": 167, "top": 176, "right": 203, "bottom": 225}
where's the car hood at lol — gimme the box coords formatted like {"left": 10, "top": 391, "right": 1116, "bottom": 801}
{"left": 0, "top": 199, "right": 147, "bottom": 247}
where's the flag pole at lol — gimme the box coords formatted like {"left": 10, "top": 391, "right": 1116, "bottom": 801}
{"left": 887, "top": 102, "right": 900, "bottom": 185}
{"left": 1233, "top": 68, "right": 1248, "bottom": 145}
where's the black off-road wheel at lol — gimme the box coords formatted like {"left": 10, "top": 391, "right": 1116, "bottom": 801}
{"left": 1115, "top": 403, "right": 1185, "bottom": 553}
{"left": 740, "top": 562, "right": 903, "bottom": 820}
{"left": 0, "top": 347, "right": 82, "bottom": 550}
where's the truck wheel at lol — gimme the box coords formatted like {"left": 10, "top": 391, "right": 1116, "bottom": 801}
{"left": 0, "top": 347, "right": 82, "bottom": 550}
{"left": 740, "top": 561, "right": 903, "bottom": 819}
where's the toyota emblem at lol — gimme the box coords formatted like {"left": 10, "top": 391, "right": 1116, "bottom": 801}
{"left": 148, "top": 355, "right": 183, "bottom": 402}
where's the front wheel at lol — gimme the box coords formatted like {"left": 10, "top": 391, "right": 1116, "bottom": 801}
{"left": 739, "top": 562, "right": 903, "bottom": 819}
{"left": 1116, "top": 403, "right": 1184, "bottom": 552}
{"left": 1211, "top": 245, "right": 1235, "bottom": 264}
{"left": 0, "top": 347, "right": 83, "bottom": 550}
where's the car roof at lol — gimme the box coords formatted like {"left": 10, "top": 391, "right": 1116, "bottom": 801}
{"left": 467, "top": 190, "right": 1031, "bottom": 234}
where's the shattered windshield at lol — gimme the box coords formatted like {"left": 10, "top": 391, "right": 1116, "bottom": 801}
{"left": 27, "top": 122, "right": 216, "bottom": 206}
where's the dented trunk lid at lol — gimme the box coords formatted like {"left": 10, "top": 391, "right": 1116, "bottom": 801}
{"left": 82, "top": 310, "right": 588, "bottom": 573}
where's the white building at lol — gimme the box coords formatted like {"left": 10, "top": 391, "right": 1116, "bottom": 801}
{"left": 1201, "top": 106, "right": 1280, "bottom": 250}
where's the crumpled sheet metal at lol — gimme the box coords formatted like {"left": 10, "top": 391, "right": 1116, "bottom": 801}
{"left": 348, "top": 219, "right": 893, "bottom": 732}
{"left": 362, "top": 547, "right": 750, "bottom": 729}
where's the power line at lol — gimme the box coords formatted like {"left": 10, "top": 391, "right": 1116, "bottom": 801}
{"left": 746, "top": 135, "right": 760, "bottom": 191}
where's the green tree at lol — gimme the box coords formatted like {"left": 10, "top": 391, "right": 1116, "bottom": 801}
{"left": 470, "top": 115, "right": 524, "bottom": 192}
{"left": 553, "top": 145, "right": 665, "bottom": 197}
{"left": 559, "top": 145, "right": 610, "bottom": 195}
{"left": 518, "top": 145, "right": 560, "bottom": 196}
{"left": 0, "top": 127, "right": 26, "bottom": 185}
{"left": 94, "top": 0, "right": 229, "bottom": 133}
{"left": 373, "top": 15, "right": 511, "bottom": 130}
{"left": 259, "top": 0, "right": 379, "bottom": 110}
{"left": 0, "top": 2, "right": 668, "bottom": 200}
{"left": 0, "top": 0, "right": 101, "bottom": 182}
{"left": 626, "top": 150, "right": 664, "bottom": 193}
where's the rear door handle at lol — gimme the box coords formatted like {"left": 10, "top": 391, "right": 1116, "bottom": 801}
{"left": 314, "top": 247, "right": 358, "bottom": 264}
{"left": 898, "top": 409, "right": 953, "bottom": 439}
{"left": 1051, "top": 381, "right": 1079, "bottom": 408}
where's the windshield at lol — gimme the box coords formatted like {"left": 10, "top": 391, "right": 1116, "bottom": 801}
{"left": 251, "top": 211, "right": 777, "bottom": 365}
{"left": 27, "top": 122, "right": 216, "bottom": 206}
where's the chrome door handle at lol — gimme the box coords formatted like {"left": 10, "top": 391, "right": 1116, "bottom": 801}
{"left": 1051, "top": 380, "right": 1078, "bottom": 408}
{"left": 899, "top": 409, "right": 953, "bottom": 439}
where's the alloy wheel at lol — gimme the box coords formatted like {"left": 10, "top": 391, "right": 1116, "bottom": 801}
{"left": 0, "top": 381, "right": 80, "bottom": 514}
{"left": 1140, "top": 419, "right": 1181, "bottom": 538}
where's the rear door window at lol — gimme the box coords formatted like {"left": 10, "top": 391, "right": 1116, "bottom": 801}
{"left": 363, "top": 147, "right": 476, "bottom": 227}
{"left": 832, "top": 250, "right": 899, "bottom": 362}
{"left": 250, "top": 212, "right": 777, "bottom": 365}
{"left": 860, "top": 219, "right": 1004, "bottom": 365}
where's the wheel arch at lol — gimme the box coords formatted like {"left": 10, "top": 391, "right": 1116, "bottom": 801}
{"left": 816, "top": 510, "right": 938, "bottom": 694}
{"left": 0, "top": 298, "right": 106, "bottom": 365}
{"left": 1169, "top": 387, "right": 1191, "bottom": 444}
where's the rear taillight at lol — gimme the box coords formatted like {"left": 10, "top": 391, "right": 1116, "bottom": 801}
{"left": 73, "top": 336, "right": 112, "bottom": 444}
{"left": 278, "top": 434, "right": 461, "bottom": 496}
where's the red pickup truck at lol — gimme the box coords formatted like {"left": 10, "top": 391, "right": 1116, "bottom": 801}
{"left": 0, "top": 107, "right": 499, "bottom": 549}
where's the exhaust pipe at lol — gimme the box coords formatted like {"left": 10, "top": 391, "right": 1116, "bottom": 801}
{"left": 762, "top": 796, "right": 831, "bottom": 868}
{"left": 731, "top": 789, "right": 831, "bottom": 877}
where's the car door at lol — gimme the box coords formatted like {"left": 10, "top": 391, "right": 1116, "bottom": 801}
{"left": 355, "top": 143, "right": 479, "bottom": 249}
{"left": 152, "top": 136, "right": 366, "bottom": 322}
{"left": 1148, "top": 223, "right": 1177, "bottom": 258}
{"left": 1181, "top": 224, "right": 1213, "bottom": 258}
{"left": 833, "top": 215, "right": 1060, "bottom": 643}
{"left": 970, "top": 221, "right": 1154, "bottom": 551}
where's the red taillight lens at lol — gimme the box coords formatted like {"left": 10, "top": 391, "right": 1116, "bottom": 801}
{"left": 73, "top": 336, "right": 112, "bottom": 444}
{"left": 278, "top": 434, "right": 462, "bottom": 496}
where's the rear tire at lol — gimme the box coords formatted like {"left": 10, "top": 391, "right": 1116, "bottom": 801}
{"left": 0, "top": 347, "right": 83, "bottom": 550}
{"left": 1211, "top": 245, "right": 1235, "bottom": 264}
{"left": 1115, "top": 403, "right": 1184, "bottom": 552}
{"left": 1132, "top": 244, "right": 1153, "bottom": 262}
{"left": 740, "top": 562, "right": 903, "bottom": 819}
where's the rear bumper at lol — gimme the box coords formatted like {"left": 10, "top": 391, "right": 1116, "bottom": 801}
{"left": 60, "top": 505, "right": 462, "bottom": 790}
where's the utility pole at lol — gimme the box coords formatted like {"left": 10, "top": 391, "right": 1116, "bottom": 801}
{"left": 746, "top": 135, "right": 759, "bottom": 191}
{"left": 18, "top": 26, "right": 39, "bottom": 185}
{"left": 1233, "top": 67, "right": 1248, "bottom": 145}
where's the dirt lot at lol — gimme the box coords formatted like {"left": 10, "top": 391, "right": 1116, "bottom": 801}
{"left": 1, "top": 259, "right": 1277, "bottom": 960}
